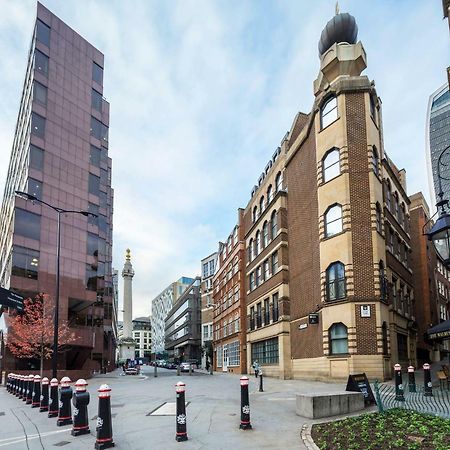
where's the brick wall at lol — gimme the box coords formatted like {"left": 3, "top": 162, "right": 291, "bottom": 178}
{"left": 355, "top": 304, "right": 378, "bottom": 354}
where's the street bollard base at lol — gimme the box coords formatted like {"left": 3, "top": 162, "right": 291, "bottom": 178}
{"left": 71, "top": 427, "right": 90, "bottom": 436}
{"left": 395, "top": 396, "right": 405, "bottom": 402}
{"left": 48, "top": 411, "right": 58, "bottom": 418}
{"left": 424, "top": 392, "right": 433, "bottom": 397}
{"left": 95, "top": 439, "right": 115, "bottom": 450}
{"left": 57, "top": 417, "right": 73, "bottom": 426}
{"left": 239, "top": 422, "right": 252, "bottom": 430}
{"left": 39, "top": 406, "right": 48, "bottom": 412}
{"left": 176, "top": 434, "right": 188, "bottom": 442}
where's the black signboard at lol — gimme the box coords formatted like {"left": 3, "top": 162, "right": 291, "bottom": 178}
{"left": 309, "top": 313, "right": 319, "bottom": 324}
{"left": 346, "top": 373, "right": 376, "bottom": 406}
{"left": 0, "top": 287, "right": 24, "bottom": 312}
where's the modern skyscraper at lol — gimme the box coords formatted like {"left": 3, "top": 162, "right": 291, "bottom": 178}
{"left": 426, "top": 83, "right": 450, "bottom": 208}
{"left": 0, "top": 2, "right": 114, "bottom": 375}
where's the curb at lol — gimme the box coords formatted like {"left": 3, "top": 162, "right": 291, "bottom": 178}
{"left": 301, "top": 424, "right": 320, "bottom": 450}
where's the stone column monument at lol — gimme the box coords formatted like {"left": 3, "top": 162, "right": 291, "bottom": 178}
{"left": 118, "top": 249, "right": 136, "bottom": 362}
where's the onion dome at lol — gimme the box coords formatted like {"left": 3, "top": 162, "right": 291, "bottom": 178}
{"left": 318, "top": 12, "right": 358, "bottom": 56}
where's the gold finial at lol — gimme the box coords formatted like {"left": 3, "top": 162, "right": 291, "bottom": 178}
{"left": 335, "top": 1, "right": 340, "bottom": 15}
{"left": 126, "top": 248, "right": 131, "bottom": 261}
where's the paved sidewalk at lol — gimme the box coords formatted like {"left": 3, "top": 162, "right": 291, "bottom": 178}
{"left": 0, "top": 368, "right": 368, "bottom": 450}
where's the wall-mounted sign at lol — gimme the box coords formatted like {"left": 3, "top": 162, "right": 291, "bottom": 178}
{"left": 298, "top": 323, "right": 308, "bottom": 330}
{"left": 309, "top": 313, "right": 319, "bottom": 324}
{"left": 360, "top": 305, "right": 371, "bottom": 318}
{"left": 0, "top": 287, "right": 24, "bottom": 312}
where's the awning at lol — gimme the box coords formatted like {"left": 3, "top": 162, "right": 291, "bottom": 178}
{"left": 427, "top": 319, "right": 450, "bottom": 340}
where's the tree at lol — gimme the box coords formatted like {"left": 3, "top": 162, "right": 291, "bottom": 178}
{"left": 6, "top": 293, "right": 75, "bottom": 375}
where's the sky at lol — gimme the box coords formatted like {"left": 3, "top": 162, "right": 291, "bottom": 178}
{"left": 0, "top": 0, "right": 448, "bottom": 319}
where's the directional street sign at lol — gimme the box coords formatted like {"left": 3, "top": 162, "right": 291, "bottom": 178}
{"left": 0, "top": 287, "right": 24, "bottom": 312}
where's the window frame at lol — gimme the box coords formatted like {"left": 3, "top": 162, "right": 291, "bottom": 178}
{"left": 329, "top": 322, "right": 348, "bottom": 355}
{"left": 322, "top": 148, "right": 340, "bottom": 183}
{"left": 326, "top": 262, "right": 346, "bottom": 301}
{"left": 320, "top": 95, "right": 338, "bottom": 129}
{"left": 324, "top": 204, "right": 343, "bottom": 238}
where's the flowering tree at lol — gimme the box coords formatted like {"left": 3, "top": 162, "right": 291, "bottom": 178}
{"left": 6, "top": 294, "right": 75, "bottom": 374}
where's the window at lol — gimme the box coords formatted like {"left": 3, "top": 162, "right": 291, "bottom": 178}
{"left": 321, "top": 96, "right": 338, "bottom": 128}
{"left": 382, "top": 322, "right": 388, "bottom": 355}
{"left": 372, "top": 146, "right": 379, "bottom": 176}
{"left": 271, "top": 210, "right": 278, "bottom": 238}
{"left": 88, "top": 203, "right": 99, "bottom": 226}
{"left": 33, "top": 81, "right": 47, "bottom": 106}
{"left": 216, "top": 345, "right": 223, "bottom": 367}
{"left": 322, "top": 148, "right": 340, "bottom": 182}
{"left": 267, "top": 185, "right": 273, "bottom": 203}
{"left": 370, "top": 95, "right": 377, "bottom": 122}
{"left": 89, "top": 173, "right": 100, "bottom": 196}
{"left": 36, "top": 19, "right": 50, "bottom": 46}
{"left": 324, "top": 204, "right": 343, "bottom": 237}
{"left": 264, "top": 298, "right": 270, "bottom": 325}
{"left": 27, "top": 178, "right": 42, "bottom": 199}
{"left": 91, "top": 116, "right": 102, "bottom": 140}
{"left": 271, "top": 251, "right": 279, "bottom": 274}
{"left": 272, "top": 293, "right": 279, "bottom": 322}
{"left": 386, "top": 181, "right": 391, "bottom": 210}
{"left": 255, "top": 231, "right": 261, "bottom": 255}
{"left": 393, "top": 192, "right": 399, "bottom": 218}
{"left": 35, "top": 50, "right": 49, "bottom": 76}
{"left": 388, "top": 228, "right": 394, "bottom": 253}
{"left": 31, "top": 113, "right": 45, "bottom": 138}
{"left": 263, "top": 221, "right": 269, "bottom": 247}
{"left": 90, "top": 145, "right": 101, "bottom": 167}
{"left": 326, "top": 262, "right": 346, "bottom": 301}
{"left": 251, "top": 337, "right": 279, "bottom": 364}
{"left": 228, "top": 341, "right": 240, "bottom": 366}
{"left": 14, "top": 208, "right": 41, "bottom": 240}
{"left": 275, "top": 172, "right": 282, "bottom": 192}
{"left": 92, "top": 62, "right": 103, "bottom": 84}
{"left": 86, "top": 263, "right": 97, "bottom": 291}
{"left": 12, "top": 246, "right": 39, "bottom": 280}
{"left": 87, "top": 232, "right": 98, "bottom": 257}
{"left": 259, "top": 196, "right": 265, "bottom": 213}
{"left": 92, "top": 89, "right": 102, "bottom": 112}
{"left": 256, "top": 303, "right": 262, "bottom": 327}
{"left": 29, "top": 145, "right": 44, "bottom": 170}
{"left": 252, "top": 206, "right": 258, "bottom": 223}
{"left": 248, "top": 238, "right": 254, "bottom": 262}
{"left": 379, "top": 260, "right": 387, "bottom": 300}
{"left": 256, "top": 266, "right": 262, "bottom": 287}
{"left": 249, "top": 272, "right": 255, "bottom": 291}
{"left": 392, "top": 277, "right": 398, "bottom": 309}
{"left": 375, "top": 203, "right": 383, "bottom": 233}
{"left": 250, "top": 306, "right": 255, "bottom": 330}
{"left": 263, "top": 259, "right": 269, "bottom": 280}
{"left": 397, "top": 333, "right": 408, "bottom": 361}
{"left": 329, "top": 323, "right": 348, "bottom": 354}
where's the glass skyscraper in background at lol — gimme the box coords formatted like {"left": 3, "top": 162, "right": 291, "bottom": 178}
{"left": 426, "top": 83, "right": 450, "bottom": 208}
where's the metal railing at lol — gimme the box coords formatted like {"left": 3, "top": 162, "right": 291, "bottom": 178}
{"left": 374, "top": 380, "right": 450, "bottom": 418}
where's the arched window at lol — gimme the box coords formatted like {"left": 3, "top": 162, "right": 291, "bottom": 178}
{"left": 252, "top": 205, "right": 258, "bottom": 223}
{"left": 248, "top": 238, "right": 254, "bottom": 262}
{"left": 259, "top": 196, "right": 265, "bottom": 214}
{"left": 376, "top": 202, "right": 382, "bottom": 233}
{"left": 322, "top": 148, "right": 340, "bottom": 182}
{"left": 275, "top": 172, "right": 282, "bottom": 192}
{"left": 267, "top": 185, "right": 273, "bottom": 204}
{"left": 393, "top": 192, "right": 399, "bottom": 217}
{"left": 326, "top": 262, "right": 346, "bottom": 301}
{"left": 386, "top": 181, "right": 391, "bottom": 210}
{"left": 321, "top": 96, "right": 338, "bottom": 129}
{"left": 329, "top": 323, "right": 348, "bottom": 354}
{"left": 401, "top": 204, "right": 406, "bottom": 229}
{"left": 255, "top": 231, "right": 261, "bottom": 255}
{"left": 263, "top": 221, "right": 269, "bottom": 247}
{"left": 271, "top": 210, "right": 278, "bottom": 239}
{"left": 372, "top": 146, "right": 379, "bottom": 176}
{"left": 325, "top": 204, "right": 343, "bottom": 237}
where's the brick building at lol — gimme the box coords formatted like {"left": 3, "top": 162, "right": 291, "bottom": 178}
{"left": 410, "top": 192, "right": 450, "bottom": 363}
{"left": 243, "top": 148, "right": 292, "bottom": 379}
{"left": 212, "top": 211, "right": 247, "bottom": 373}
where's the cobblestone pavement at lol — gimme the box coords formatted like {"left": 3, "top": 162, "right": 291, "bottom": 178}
{"left": 0, "top": 367, "right": 356, "bottom": 450}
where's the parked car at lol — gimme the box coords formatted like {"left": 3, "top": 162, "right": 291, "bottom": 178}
{"left": 180, "top": 362, "right": 193, "bottom": 372}
{"left": 125, "top": 367, "right": 139, "bottom": 375}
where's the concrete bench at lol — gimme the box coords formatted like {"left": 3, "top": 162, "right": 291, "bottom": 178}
{"left": 296, "top": 391, "right": 365, "bottom": 419}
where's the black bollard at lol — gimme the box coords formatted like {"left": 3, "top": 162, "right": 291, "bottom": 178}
{"left": 259, "top": 369, "right": 264, "bottom": 393}
{"left": 12, "top": 374, "right": 17, "bottom": 395}
{"left": 21, "top": 375, "right": 27, "bottom": 400}
{"left": 72, "top": 379, "right": 90, "bottom": 436}
{"left": 6, "top": 374, "right": 11, "bottom": 393}
{"left": 26, "top": 374, "right": 33, "bottom": 404}
{"left": 40, "top": 377, "right": 49, "bottom": 412}
{"left": 48, "top": 378, "right": 59, "bottom": 418}
{"left": 394, "top": 364, "right": 405, "bottom": 401}
{"left": 175, "top": 382, "right": 188, "bottom": 442}
{"left": 57, "top": 377, "right": 73, "bottom": 426}
{"left": 408, "top": 366, "right": 416, "bottom": 393}
{"left": 95, "top": 384, "right": 114, "bottom": 449}
{"left": 424, "top": 363, "right": 433, "bottom": 397}
{"left": 32, "top": 375, "right": 41, "bottom": 407}
{"left": 239, "top": 376, "right": 252, "bottom": 430}
{"left": 18, "top": 375, "right": 24, "bottom": 399}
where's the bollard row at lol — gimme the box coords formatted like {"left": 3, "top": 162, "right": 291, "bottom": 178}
{"left": 5, "top": 374, "right": 114, "bottom": 449}
{"left": 393, "top": 363, "right": 433, "bottom": 397}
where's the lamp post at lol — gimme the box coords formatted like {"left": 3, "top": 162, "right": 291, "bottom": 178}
{"left": 15, "top": 191, "right": 97, "bottom": 378}
{"left": 426, "top": 145, "right": 450, "bottom": 266}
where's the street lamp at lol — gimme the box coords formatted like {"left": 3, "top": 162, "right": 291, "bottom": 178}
{"left": 426, "top": 145, "right": 450, "bottom": 266}
{"left": 15, "top": 191, "right": 97, "bottom": 378}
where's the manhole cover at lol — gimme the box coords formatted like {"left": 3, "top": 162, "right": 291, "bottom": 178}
{"left": 54, "top": 442, "right": 70, "bottom": 447}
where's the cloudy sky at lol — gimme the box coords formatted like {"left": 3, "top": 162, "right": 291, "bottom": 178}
{"left": 0, "top": 0, "right": 448, "bottom": 318}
